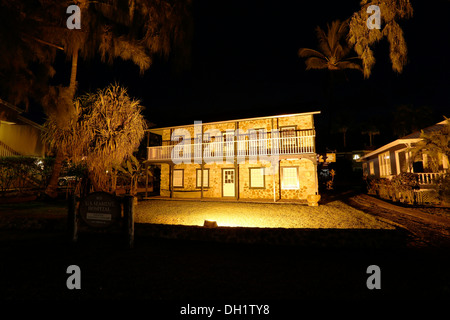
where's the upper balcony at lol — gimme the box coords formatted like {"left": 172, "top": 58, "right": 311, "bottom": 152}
{"left": 147, "top": 129, "right": 316, "bottom": 163}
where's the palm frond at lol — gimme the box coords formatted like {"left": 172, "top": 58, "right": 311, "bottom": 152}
{"left": 299, "top": 19, "right": 362, "bottom": 74}
{"left": 298, "top": 48, "right": 326, "bottom": 59}
{"left": 304, "top": 56, "right": 328, "bottom": 70}
{"left": 335, "top": 60, "right": 363, "bottom": 71}
{"left": 315, "top": 26, "right": 332, "bottom": 58}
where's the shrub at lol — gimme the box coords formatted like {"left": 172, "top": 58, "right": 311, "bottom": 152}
{"left": 436, "top": 175, "right": 450, "bottom": 205}
{"left": 0, "top": 156, "right": 55, "bottom": 196}
{"left": 364, "top": 173, "right": 420, "bottom": 204}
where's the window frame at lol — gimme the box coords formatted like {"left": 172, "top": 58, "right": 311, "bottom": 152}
{"left": 279, "top": 126, "right": 298, "bottom": 150}
{"left": 279, "top": 125, "right": 297, "bottom": 136}
{"left": 196, "top": 168, "right": 210, "bottom": 188}
{"left": 172, "top": 169, "right": 184, "bottom": 188}
{"left": 378, "top": 151, "right": 392, "bottom": 177}
{"left": 281, "top": 166, "right": 300, "bottom": 190}
{"left": 249, "top": 167, "right": 265, "bottom": 189}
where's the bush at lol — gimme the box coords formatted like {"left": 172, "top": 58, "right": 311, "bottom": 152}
{"left": 0, "top": 156, "right": 54, "bottom": 196}
{"left": 436, "top": 175, "right": 450, "bottom": 205}
{"left": 364, "top": 173, "right": 420, "bottom": 204}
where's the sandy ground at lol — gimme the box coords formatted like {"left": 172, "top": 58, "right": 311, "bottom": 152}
{"left": 135, "top": 198, "right": 395, "bottom": 229}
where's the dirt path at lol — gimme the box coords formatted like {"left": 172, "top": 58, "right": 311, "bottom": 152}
{"left": 343, "top": 193, "right": 450, "bottom": 248}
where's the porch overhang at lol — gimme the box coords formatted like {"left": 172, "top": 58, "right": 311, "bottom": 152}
{"left": 359, "top": 138, "right": 421, "bottom": 161}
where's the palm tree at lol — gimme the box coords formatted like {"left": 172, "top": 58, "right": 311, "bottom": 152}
{"left": 27, "top": 0, "right": 192, "bottom": 197}
{"left": 298, "top": 20, "right": 363, "bottom": 73}
{"left": 348, "top": 0, "right": 413, "bottom": 78}
{"left": 42, "top": 84, "right": 147, "bottom": 193}
{"left": 298, "top": 20, "right": 363, "bottom": 109}
{"left": 361, "top": 128, "right": 380, "bottom": 147}
{"left": 0, "top": 0, "right": 192, "bottom": 197}
{"left": 410, "top": 118, "right": 450, "bottom": 172}
{"left": 0, "top": 0, "right": 57, "bottom": 111}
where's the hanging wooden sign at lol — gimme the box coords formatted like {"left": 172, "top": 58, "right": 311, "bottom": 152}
{"left": 68, "top": 192, "right": 134, "bottom": 248}
{"left": 79, "top": 192, "right": 121, "bottom": 228}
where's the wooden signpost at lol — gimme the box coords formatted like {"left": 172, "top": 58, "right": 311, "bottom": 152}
{"left": 68, "top": 192, "right": 135, "bottom": 248}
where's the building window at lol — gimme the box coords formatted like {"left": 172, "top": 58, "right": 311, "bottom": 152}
{"left": 280, "top": 126, "right": 296, "bottom": 137}
{"left": 379, "top": 151, "right": 392, "bottom": 177}
{"left": 173, "top": 169, "right": 184, "bottom": 187}
{"left": 196, "top": 169, "right": 209, "bottom": 188}
{"left": 248, "top": 128, "right": 266, "bottom": 139}
{"left": 280, "top": 126, "right": 297, "bottom": 152}
{"left": 369, "top": 162, "right": 375, "bottom": 175}
{"left": 249, "top": 167, "right": 265, "bottom": 189}
{"left": 281, "top": 167, "right": 299, "bottom": 189}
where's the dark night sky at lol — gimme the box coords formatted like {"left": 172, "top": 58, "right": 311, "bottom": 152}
{"left": 33, "top": 0, "right": 450, "bottom": 152}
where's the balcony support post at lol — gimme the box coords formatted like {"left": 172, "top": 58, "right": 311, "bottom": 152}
{"left": 234, "top": 121, "right": 239, "bottom": 200}
{"left": 169, "top": 163, "right": 174, "bottom": 198}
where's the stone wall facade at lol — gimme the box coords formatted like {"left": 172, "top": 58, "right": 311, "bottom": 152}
{"left": 160, "top": 158, "right": 317, "bottom": 200}
{"left": 157, "top": 113, "right": 318, "bottom": 200}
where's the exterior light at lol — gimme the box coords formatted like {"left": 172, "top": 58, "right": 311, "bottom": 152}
{"left": 0, "top": 120, "right": 16, "bottom": 125}
{"left": 36, "top": 159, "right": 44, "bottom": 169}
{"left": 353, "top": 154, "right": 360, "bottom": 160}
{"left": 203, "top": 220, "right": 218, "bottom": 228}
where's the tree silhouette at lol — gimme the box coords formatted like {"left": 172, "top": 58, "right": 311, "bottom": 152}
{"left": 298, "top": 19, "right": 363, "bottom": 108}
{"left": 0, "top": 0, "right": 192, "bottom": 197}
{"left": 410, "top": 118, "right": 450, "bottom": 172}
{"left": 298, "top": 20, "right": 363, "bottom": 73}
{"left": 42, "top": 84, "right": 147, "bottom": 193}
{"left": 348, "top": 0, "right": 413, "bottom": 78}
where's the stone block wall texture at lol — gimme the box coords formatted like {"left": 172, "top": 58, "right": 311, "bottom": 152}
{"left": 158, "top": 114, "right": 317, "bottom": 200}
{"left": 161, "top": 114, "right": 314, "bottom": 142}
{"left": 160, "top": 158, "right": 316, "bottom": 200}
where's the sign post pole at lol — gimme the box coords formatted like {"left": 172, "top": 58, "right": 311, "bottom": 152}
{"left": 67, "top": 194, "right": 78, "bottom": 243}
{"left": 123, "top": 195, "right": 135, "bottom": 249}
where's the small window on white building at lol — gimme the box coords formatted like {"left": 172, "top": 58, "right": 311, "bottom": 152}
{"left": 281, "top": 167, "right": 299, "bottom": 189}
{"left": 173, "top": 169, "right": 184, "bottom": 187}
{"left": 249, "top": 167, "right": 265, "bottom": 188}
{"left": 379, "top": 151, "right": 392, "bottom": 177}
{"left": 369, "top": 162, "right": 375, "bottom": 175}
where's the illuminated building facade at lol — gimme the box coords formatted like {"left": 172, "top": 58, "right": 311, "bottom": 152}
{"left": 147, "top": 112, "right": 320, "bottom": 201}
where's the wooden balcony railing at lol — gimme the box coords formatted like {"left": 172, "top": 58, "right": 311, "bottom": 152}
{"left": 147, "top": 130, "right": 316, "bottom": 162}
{"left": 415, "top": 172, "right": 446, "bottom": 185}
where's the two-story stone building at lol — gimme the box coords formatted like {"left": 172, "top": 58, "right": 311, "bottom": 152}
{"left": 147, "top": 111, "right": 320, "bottom": 202}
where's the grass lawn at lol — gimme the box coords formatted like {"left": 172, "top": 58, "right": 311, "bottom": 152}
{"left": 135, "top": 199, "right": 395, "bottom": 229}
{"left": 0, "top": 200, "right": 67, "bottom": 229}
{"left": 0, "top": 200, "right": 67, "bottom": 215}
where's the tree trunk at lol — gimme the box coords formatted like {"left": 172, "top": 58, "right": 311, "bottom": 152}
{"left": 68, "top": 48, "right": 78, "bottom": 97}
{"left": 45, "top": 150, "right": 64, "bottom": 198}
{"left": 45, "top": 49, "right": 79, "bottom": 198}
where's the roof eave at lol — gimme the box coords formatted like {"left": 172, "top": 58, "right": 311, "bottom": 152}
{"left": 359, "top": 138, "right": 422, "bottom": 160}
{"left": 147, "top": 111, "right": 321, "bottom": 134}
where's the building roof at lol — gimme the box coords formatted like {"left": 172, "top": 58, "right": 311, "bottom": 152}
{"left": 0, "top": 98, "right": 44, "bottom": 130}
{"left": 360, "top": 119, "right": 448, "bottom": 160}
{"left": 147, "top": 111, "right": 321, "bottom": 136}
